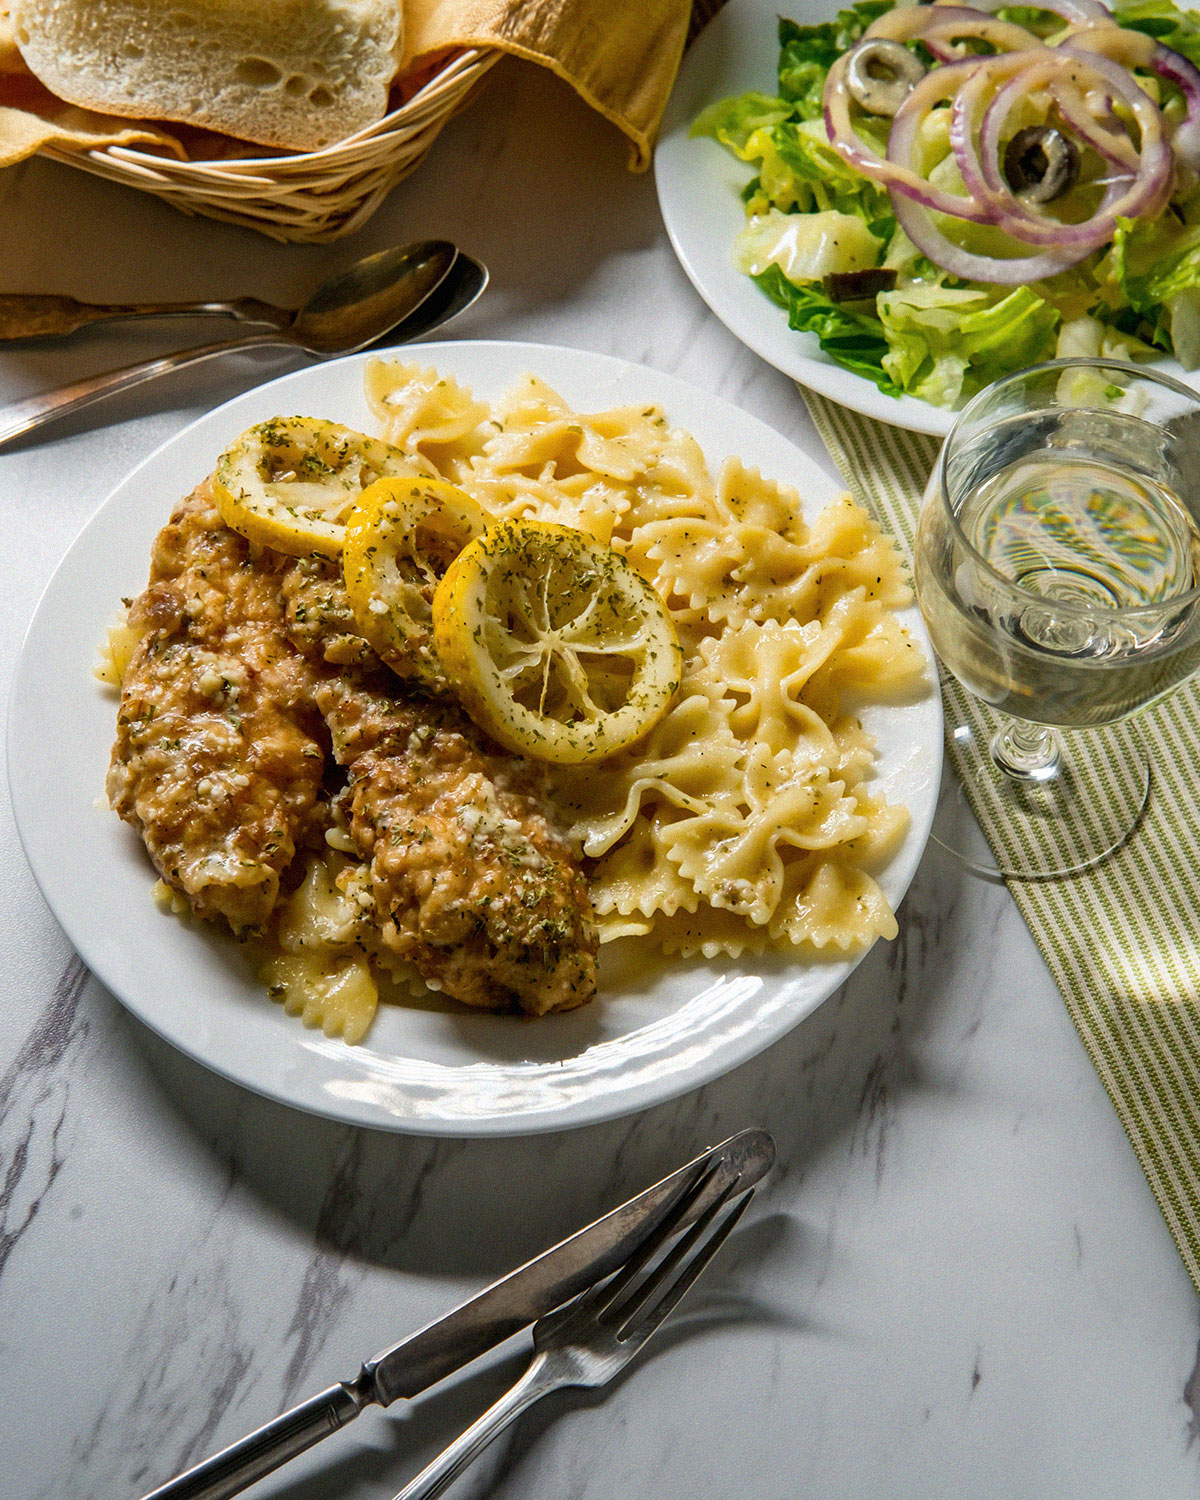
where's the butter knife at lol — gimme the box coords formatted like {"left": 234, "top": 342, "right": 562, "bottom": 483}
{"left": 138, "top": 1128, "right": 775, "bottom": 1500}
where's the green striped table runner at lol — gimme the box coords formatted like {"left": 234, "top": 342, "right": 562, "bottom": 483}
{"left": 804, "top": 389, "right": 1200, "bottom": 1289}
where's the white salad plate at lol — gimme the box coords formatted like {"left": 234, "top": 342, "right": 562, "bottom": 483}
{"left": 9, "top": 342, "right": 942, "bottom": 1136}
{"left": 655, "top": 0, "right": 1200, "bottom": 436}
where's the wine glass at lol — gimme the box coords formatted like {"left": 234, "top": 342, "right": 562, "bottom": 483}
{"left": 914, "top": 358, "right": 1200, "bottom": 878}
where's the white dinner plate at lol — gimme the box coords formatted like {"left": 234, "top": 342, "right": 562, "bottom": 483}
{"left": 9, "top": 342, "right": 942, "bottom": 1136}
{"left": 655, "top": 0, "right": 1200, "bottom": 437}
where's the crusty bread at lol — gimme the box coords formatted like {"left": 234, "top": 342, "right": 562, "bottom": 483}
{"left": 11, "top": 0, "right": 403, "bottom": 151}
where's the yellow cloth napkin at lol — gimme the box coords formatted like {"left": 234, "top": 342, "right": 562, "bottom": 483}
{"left": 0, "top": 73, "right": 185, "bottom": 171}
{"left": 404, "top": 0, "right": 691, "bottom": 166}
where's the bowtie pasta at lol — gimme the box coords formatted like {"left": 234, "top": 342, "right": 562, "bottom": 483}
{"left": 367, "top": 359, "right": 926, "bottom": 964}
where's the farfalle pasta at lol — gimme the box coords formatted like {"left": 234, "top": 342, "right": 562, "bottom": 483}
{"left": 366, "top": 358, "right": 926, "bottom": 960}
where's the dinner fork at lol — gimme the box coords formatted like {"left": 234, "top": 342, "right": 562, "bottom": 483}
{"left": 391, "top": 1161, "right": 753, "bottom": 1500}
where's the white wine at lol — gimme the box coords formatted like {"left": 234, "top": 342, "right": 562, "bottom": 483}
{"left": 914, "top": 360, "right": 1200, "bottom": 877}
{"left": 965, "top": 454, "right": 1200, "bottom": 610}
{"left": 918, "top": 443, "right": 1200, "bottom": 727}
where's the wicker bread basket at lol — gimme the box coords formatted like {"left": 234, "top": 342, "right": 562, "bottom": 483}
{"left": 36, "top": 47, "right": 500, "bottom": 243}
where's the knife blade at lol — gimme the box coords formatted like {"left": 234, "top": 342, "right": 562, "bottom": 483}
{"left": 139, "top": 1128, "right": 775, "bottom": 1500}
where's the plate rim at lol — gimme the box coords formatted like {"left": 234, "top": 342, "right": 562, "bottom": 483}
{"left": 8, "top": 340, "right": 943, "bottom": 1136}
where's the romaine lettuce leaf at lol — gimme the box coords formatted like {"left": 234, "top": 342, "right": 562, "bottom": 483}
{"left": 1055, "top": 314, "right": 1159, "bottom": 361}
{"left": 752, "top": 264, "right": 903, "bottom": 394}
{"left": 1112, "top": 0, "right": 1200, "bottom": 67}
{"left": 876, "top": 284, "right": 1060, "bottom": 407}
{"left": 690, "top": 93, "right": 793, "bottom": 153}
{"left": 1166, "top": 288, "right": 1200, "bottom": 367}
{"left": 994, "top": 6, "right": 1074, "bottom": 38}
{"left": 743, "top": 118, "right": 894, "bottom": 231}
{"left": 735, "top": 209, "right": 884, "bottom": 282}
{"left": 1109, "top": 213, "right": 1200, "bottom": 361}
{"left": 776, "top": 29, "right": 841, "bottom": 121}
{"left": 1029, "top": 258, "right": 1117, "bottom": 321}
{"left": 881, "top": 226, "right": 946, "bottom": 287}
{"left": 777, "top": 0, "right": 896, "bottom": 119}
{"left": 1112, "top": 214, "right": 1200, "bottom": 308}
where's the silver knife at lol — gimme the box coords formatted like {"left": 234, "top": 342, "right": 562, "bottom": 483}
{"left": 138, "top": 1128, "right": 775, "bottom": 1500}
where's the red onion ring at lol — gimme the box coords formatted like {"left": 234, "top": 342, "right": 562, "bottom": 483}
{"left": 1066, "top": 26, "right": 1200, "bottom": 168}
{"left": 819, "top": 0, "right": 1179, "bottom": 284}
{"left": 961, "top": 50, "right": 1169, "bottom": 245}
{"left": 884, "top": 56, "right": 1080, "bottom": 279}
{"left": 886, "top": 190, "right": 1082, "bottom": 282}
{"left": 1048, "top": 78, "right": 1141, "bottom": 172}
{"left": 826, "top": 55, "right": 997, "bottom": 219}
{"left": 933, "top": 0, "right": 1111, "bottom": 24}
{"left": 1051, "top": 43, "right": 1172, "bottom": 203}
{"left": 1062, "top": 21, "right": 1158, "bottom": 68}
{"left": 1151, "top": 43, "right": 1200, "bottom": 169}
{"left": 865, "top": 4, "right": 1040, "bottom": 62}
{"left": 950, "top": 64, "right": 1125, "bottom": 252}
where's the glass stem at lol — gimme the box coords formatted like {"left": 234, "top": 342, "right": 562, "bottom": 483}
{"left": 989, "top": 719, "right": 1061, "bottom": 783}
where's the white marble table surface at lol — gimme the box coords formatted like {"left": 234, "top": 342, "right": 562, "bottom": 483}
{"left": 1, "top": 57, "right": 1198, "bottom": 1500}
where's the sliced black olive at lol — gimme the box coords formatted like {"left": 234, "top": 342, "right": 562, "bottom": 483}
{"left": 823, "top": 267, "right": 899, "bottom": 302}
{"left": 1002, "top": 126, "right": 1080, "bottom": 204}
{"left": 845, "top": 39, "right": 927, "bottom": 117}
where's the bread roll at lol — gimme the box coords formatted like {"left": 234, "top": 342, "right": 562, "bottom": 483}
{"left": 11, "top": 0, "right": 403, "bottom": 151}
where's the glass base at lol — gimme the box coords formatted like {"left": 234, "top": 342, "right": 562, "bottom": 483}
{"left": 932, "top": 714, "right": 1151, "bottom": 880}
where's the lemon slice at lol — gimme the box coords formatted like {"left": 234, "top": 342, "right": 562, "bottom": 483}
{"left": 343, "top": 476, "right": 490, "bottom": 683}
{"left": 213, "top": 416, "right": 412, "bottom": 558}
{"left": 433, "top": 520, "right": 683, "bottom": 764}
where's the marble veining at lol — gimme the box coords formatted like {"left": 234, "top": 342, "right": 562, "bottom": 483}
{"left": 280, "top": 1133, "right": 370, "bottom": 1404}
{"left": 1181, "top": 1332, "right": 1200, "bottom": 1439}
{"left": 0, "top": 954, "right": 89, "bottom": 1284}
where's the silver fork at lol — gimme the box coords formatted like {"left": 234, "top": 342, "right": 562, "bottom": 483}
{"left": 391, "top": 1163, "right": 752, "bottom": 1500}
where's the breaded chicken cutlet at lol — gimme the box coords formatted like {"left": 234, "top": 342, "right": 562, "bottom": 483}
{"left": 107, "top": 483, "right": 327, "bottom": 933}
{"left": 108, "top": 482, "right": 598, "bottom": 1016}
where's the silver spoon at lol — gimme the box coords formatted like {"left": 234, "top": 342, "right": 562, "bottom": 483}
{"left": 0, "top": 288, "right": 322, "bottom": 343}
{"left": 0, "top": 241, "right": 487, "bottom": 451}
{"left": 0, "top": 238, "right": 459, "bottom": 342}
{"left": 384, "top": 251, "right": 488, "bottom": 346}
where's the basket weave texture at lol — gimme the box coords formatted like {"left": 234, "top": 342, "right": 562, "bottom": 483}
{"left": 37, "top": 48, "right": 499, "bottom": 243}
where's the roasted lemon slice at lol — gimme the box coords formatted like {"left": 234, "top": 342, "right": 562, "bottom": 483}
{"left": 343, "top": 476, "right": 490, "bottom": 683}
{"left": 432, "top": 520, "right": 682, "bottom": 764}
{"left": 213, "top": 416, "right": 411, "bottom": 558}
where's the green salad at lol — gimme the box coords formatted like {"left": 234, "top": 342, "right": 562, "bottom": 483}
{"left": 691, "top": 0, "right": 1200, "bottom": 408}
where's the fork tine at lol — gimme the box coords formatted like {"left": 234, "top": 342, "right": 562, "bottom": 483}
{"left": 583, "top": 1157, "right": 722, "bottom": 1318}
{"left": 607, "top": 1174, "right": 737, "bottom": 1325}
{"left": 616, "top": 1187, "right": 752, "bottom": 1344}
